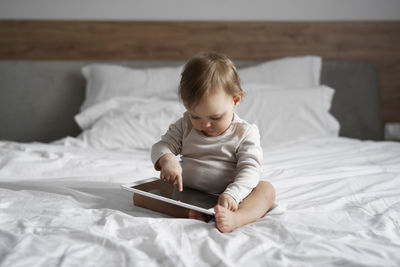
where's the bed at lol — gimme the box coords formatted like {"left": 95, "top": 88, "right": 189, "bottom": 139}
{"left": 1, "top": 20, "right": 400, "bottom": 267}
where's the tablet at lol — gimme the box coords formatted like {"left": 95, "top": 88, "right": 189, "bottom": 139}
{"left": 121, "top": 177, "right": 219, "bottom": 215}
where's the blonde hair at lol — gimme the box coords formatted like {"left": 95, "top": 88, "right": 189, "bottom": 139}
{"left": 179, "top": 52, "right": 242, "bottom": 108}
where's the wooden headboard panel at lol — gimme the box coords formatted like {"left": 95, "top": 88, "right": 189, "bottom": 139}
{"left": 0, "top": 20, "right": 399, "bottom": 123}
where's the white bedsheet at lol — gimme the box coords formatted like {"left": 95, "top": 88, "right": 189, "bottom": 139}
{"left": 0, "top": 137, "right": 399, "bottom": 266}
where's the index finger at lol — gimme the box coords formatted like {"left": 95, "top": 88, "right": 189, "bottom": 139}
{"left": 177, "top": 174, "right": 183, "bottom": 192}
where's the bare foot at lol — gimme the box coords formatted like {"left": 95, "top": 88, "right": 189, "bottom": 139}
{"left": 188, "top": 210, "right": 212, "bottom": 222}
{"left": 214, "top": 205, "right": 242, "bottom": 233}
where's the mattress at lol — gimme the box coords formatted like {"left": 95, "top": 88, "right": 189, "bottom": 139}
{"left": 1, "top": 137, "right": 399, "bottom": 266}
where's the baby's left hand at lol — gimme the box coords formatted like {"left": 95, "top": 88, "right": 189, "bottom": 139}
{"left": 218, "top": 193, "right": 238, "bottom": 211}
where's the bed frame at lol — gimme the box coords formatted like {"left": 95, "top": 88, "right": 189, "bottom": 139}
{"left": 0, "top": 20, "right": 399, "bottom": 142}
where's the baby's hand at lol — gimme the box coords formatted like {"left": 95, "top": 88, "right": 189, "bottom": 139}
{"left": 158, "top": 154, "right": 183, "bottom": 191}
{"left": 218, "top": 193, "right": 238, "bottom": 211}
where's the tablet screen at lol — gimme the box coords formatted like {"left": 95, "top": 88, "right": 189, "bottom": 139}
{"left": 130, "top": 179, "right": 219, "bottom": 211}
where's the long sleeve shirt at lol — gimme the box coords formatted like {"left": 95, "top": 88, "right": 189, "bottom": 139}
{"left": 151, "top": 112, "right": 262, "bottom": 203}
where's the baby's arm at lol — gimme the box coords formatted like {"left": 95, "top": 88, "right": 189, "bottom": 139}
{"left": 223, "top": 125, "right": 263, "bottom": 206}
{"left": 151, "top": 116, "right": 186, "bottom": 191}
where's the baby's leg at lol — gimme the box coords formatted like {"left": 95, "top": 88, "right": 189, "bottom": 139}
{"left": 214, "top": 181, "right": 275, "bottom": 233}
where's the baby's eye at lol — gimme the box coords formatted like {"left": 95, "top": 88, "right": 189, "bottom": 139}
{"left": 211, "top": 117, "right": 221, "bottom": 121}
{"left": 190, "top": 115, "right": 200, "bottom": 120}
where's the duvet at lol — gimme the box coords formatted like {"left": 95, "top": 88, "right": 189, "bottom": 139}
{"left": 0, "top": 137, "right": 399, "bottom": 267}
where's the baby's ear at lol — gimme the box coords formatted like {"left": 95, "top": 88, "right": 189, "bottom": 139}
{"left": 233, "top": 95, "right": 242, "bottom": 107}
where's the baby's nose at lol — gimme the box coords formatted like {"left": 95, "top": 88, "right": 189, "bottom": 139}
{"left": 203, "top": 121, "right": 212, "bottom": 128}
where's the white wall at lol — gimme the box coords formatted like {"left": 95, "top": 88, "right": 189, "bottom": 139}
{"left": 0, "top": 0, "right": 399, "bottom": 21}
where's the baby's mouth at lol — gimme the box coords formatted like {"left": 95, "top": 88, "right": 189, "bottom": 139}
{"left": 202, "top": 130, "right": 213, "bottom": 136}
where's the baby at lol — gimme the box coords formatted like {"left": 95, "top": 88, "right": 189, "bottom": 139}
{"left": 135, "top": 52, "right": 275, "bottom": 233}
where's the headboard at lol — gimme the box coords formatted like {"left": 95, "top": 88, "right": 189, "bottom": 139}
{"left": 0, "top": 20, "right": 399, "bottom": 142}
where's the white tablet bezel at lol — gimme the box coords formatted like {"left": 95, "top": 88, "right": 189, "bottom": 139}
{"left": 121, "top": 177, "right": 216, "bottom": 215}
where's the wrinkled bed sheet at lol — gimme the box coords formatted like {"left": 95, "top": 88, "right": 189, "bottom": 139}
{"left": 0, "top": 137, "right": 399, "bottom": 267}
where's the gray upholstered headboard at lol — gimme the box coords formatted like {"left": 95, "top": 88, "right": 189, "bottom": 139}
{"left": 0, "top": 60, "right": 383, "bottom": 142}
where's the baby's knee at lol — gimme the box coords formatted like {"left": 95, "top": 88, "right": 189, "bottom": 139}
{"left": 257, "top": 181, "right": 276, "bottom": 202}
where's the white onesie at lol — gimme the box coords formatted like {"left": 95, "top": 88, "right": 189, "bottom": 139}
{"left": 151, "top": 112, "right": 262, "bottom": 203}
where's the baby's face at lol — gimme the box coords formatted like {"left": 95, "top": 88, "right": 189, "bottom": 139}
{"left": 186, "top": 88, "right": 241, "bottom": 137}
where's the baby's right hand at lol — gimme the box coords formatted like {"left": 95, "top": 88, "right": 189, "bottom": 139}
{"left": 218, "top": 193, "right": 238, "bottom": 211}
{"left": 158, "top": 154, "right": 183, "bottom": 191}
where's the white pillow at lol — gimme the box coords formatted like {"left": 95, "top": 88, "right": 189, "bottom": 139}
{"left": 238, "top": 56, "right": 321, "bottom": 87}
{"left": 80, "top": 56, "right": 321, "bottom": 112}
{"left": 75, "top": 97, "right": 186, "bottom": 151}
{"left": 75, "top": 84, "right": 338, "bottom": 150}
{"left": 236, "top": 84, "right": 340, "bottom": 147}
{"left": 81, "top": 64, "right": 183, "bottom": 111}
